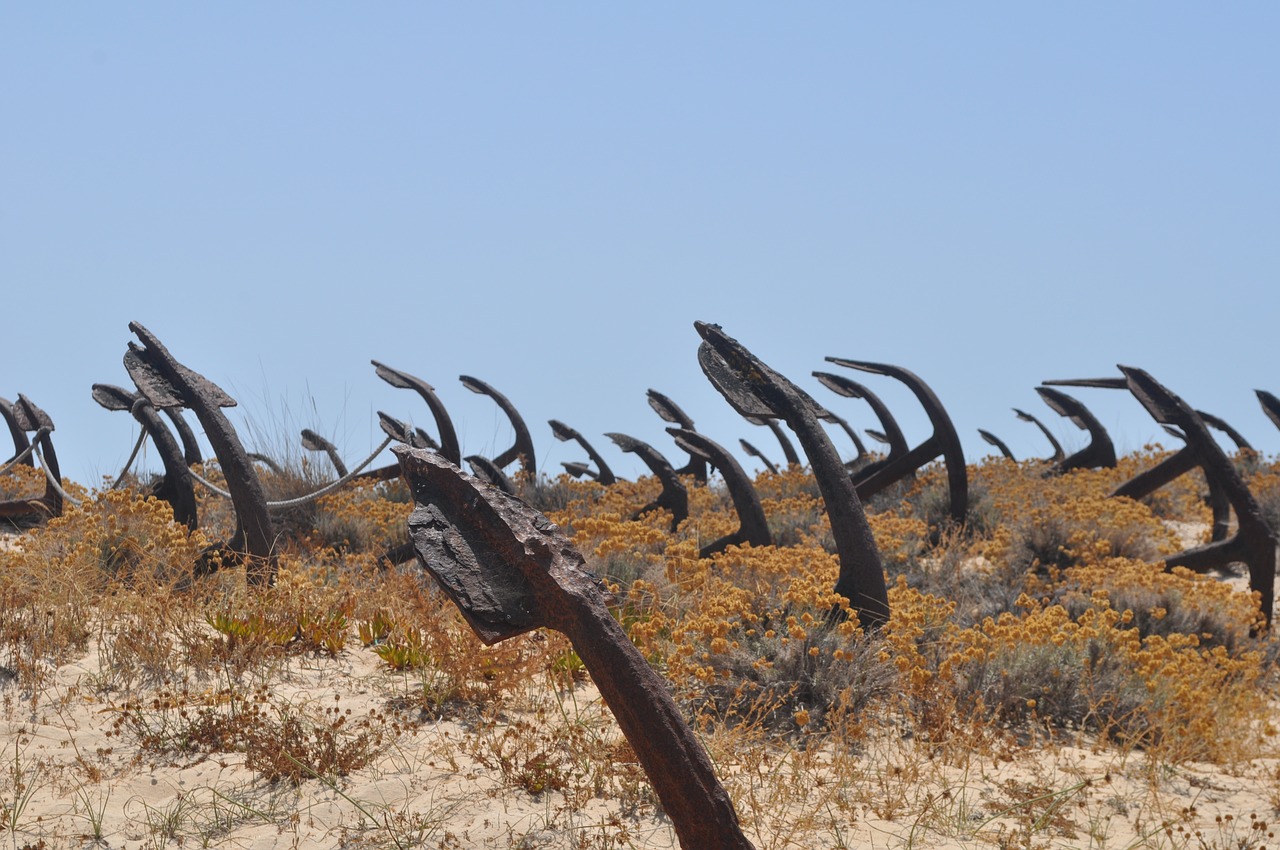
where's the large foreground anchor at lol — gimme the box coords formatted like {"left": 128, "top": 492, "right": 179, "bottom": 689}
{"left": 604, "top": 433, "right": 688, "bottom": 531}
{"left": 92, "top": 384, "right": 198, "bottom": 530}
{"left": 395, "top": 447, "right": 756, "bottom": 849}
{"left": 125, "top": 322, "right": 276, "bottom": 584}
{"left": 1118, "top": 367, "right": 1277, "bottom": 626}
{"left": 548, "top": 420, "right": 617, "bottom": 485}
{"left": 646, "top": 390, "right": 709, "bottom": 483}
{"left": 826, "top": 359, "right": 968, "bottom": 528}
{"left": 667, "top": 428, "right": 772, "bottom": 558}
{"left": 459, "top": 375, "right": 536, "bottom": 479}
{"left": 696, "top": 322, "right": 889, "bottom": 628}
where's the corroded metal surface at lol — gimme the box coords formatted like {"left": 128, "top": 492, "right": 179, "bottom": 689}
{"left": 460, "top": 375, "right": 536, "bottom": 478}
{"left": 1257, "top": 390, "right": 1280, "bottom": 433}
{"left": 738, "top": 438, "right": 779, "bottom": 475}
{"left": 396, "top": 446, "right": 756, "bottom": 850}
{"left": 1013, "top": 407, "right": 1065, "bottom": 464}
{"left": 814, "top": 371, "right": 908, "bottom": 478}
{"left": 1119, "top": 367, "right": 1277, "bottom": 626}
{"left": 372, "top": 360, "right": 461, "bottom": 465}
{"left": 696, "top": 322, "right": 889, "bottom": 629}
{"left": 125, "top": 322, "right": 275, "bottom": 584}
{"left": 466, "top": 454, "right": 518, "bottom": 495}
{"left": 745, "top": 416, "right": 801, "bottom": 467}
{"left": 827, "top": 359, "right": 968, "bottom": 529}
{"left": 605, "top": 432, "right": 688, "bottom": 531}
{"left": 0, "top": 395, "right": 62, "bottom": 523}
{"left": 978, "top": 429, "right": 1016, "bottom": 461}
{"left": 549, "top": 419, "right": 616, "bottom": 485}
{"left": 668, "top": 427, "right": 772, "bottom": 558}
{"left": 1034, "top": 386, "right": 1117, "bottom": 473}
{"left": 647, "top": 389, "right": 708, "bottom": 483}
{"left": 93, "top": 383, "right": 198, "bottom": 530}
{"left": 301, "top": 429, "right": 349, "bottom": 477}
{"left": 0, "top": 396, "right": 33, "bottom": 468}
{"left": 163, "top": 408, "right": 204, "bottom": 466}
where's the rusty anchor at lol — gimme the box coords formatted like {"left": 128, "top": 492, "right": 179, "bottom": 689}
{"left": 667, "top": 428, "right": 772, "bottom": 558}
{"left": 1013, "top": 407, "right": 1065, "bottom": 465}
{"left": 0, "top": 396, "right": 33, "bottom": 469}
{"left": 737, "top": 438, "right": 779, "bottom": 475}
{"left": 646, "top": 390, "right": 709, "bottom": 483}
{"left": 395, "top": 446, "right": 757, "bottom": 849}
{"left": 549, "top": 419, "right": 617, "bottom": 485}
{"left": 124, "top": 322, "right": 276, "bottom": 584}
{"left": 0, "top": 395, "right": 63, "bottom": 524}
{"left": 978, "top": 429, "right": 1016, "bottom": 461}
{"left": 459, "top": 375, "right": 536, "bottom": 479}
{"left": 696, "top": 322, "right": 889, "bottom": 628}
{"left": 1043, "top": 377, "right": 1235, "bottom": 540}
{"left": 1257, "top": 390, "right": 1280, "bottom": 434}
{"left": 1033, "top": 385, "right": 1117, "bottom": 474}
{"left": 746, "top": 416, "right": 801, "bottom": 468}
{"left": 825, "top": 359, "right": 968, "bottom": 529}
{"left": 1118, "top": 367, "right": 1277, "bottom": 626}
{"left": 604, "top": 432, "right": 688, "bottom": 531}
{"left": 92, "top": 383, "right": 199, "bottom": 530}
{"left": 372, "top": 361, "right": 462, "bottom": 466}
{"left": 813, "top": 371, "right": 909, "bottom": 476}
{"left": 466, "top": 454, "right": 518, "bottom": 495}
{"left": 301, "top": 429, "right": 349, "bottom": 477}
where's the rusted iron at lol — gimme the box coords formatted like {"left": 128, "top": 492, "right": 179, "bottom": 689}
{"left": 826, "top": 359, "right": 968, "bottom": 529}
{"left": 738, "top": 439, "right": 779, "bottom": 475}
{"left": 459, "top": 375, "right": 536, "bottom": 478}
{"left": 161, "top": 408, "right": 204, "bottom": 466}
{"left": 1033, "top": 386, "right": 1117, "bottom": 473}
{"left": 92, "top": 383, "right": 198, "bottom": 530}
{"left": 248, "top": 452, "right": 284, "bottom": 475}
{"left": 668, "top": 428, "right": 772, "bottom": 558}
{"left": 124, "top": 322, "right": 276, "bottom": 584}
{"left": 1044, "top": 377, "right": 1233, "bottom": 539}
{"left": 822, "top": 409, "right": 869, "bottom": 470}
{"left": 605, "top": 432, "right": 688, "bottom": 531}
{"left": 1013, "top": 407, "right": 1065, "bottom": 464}
{"left": 0, "top": 396, "right": 33, "bottom": 468}
{"left": 466, "top": 454, "right": 518, "bottom": 495}
{"left": 978, "top": 429, "right": 1016, "bottom": 461}
{"left": 560, "top": 461, "right": 599, "bottom": 480}
{"left": 696, "top": 322, "right": 889, "bottom": 628}
{"left": 1197, "top": 411, "right": 1253, "bottom": 453}
{"left": 0, "top": 396, "right": 63, "bottom": 524}
{"left": 814, "top": 371, "right": 909, "bottom": 477}
{"left": 396, "top": 446, "right": 756, "bottom": 849}
{"left": 549, "top": 419, "right": 617, "bottom": 485}
{"left": 647, "top": 390, "right": 708, "bottom": 483}
{"left": 1118, "top": 367, "right": 1277, "bottom": 626}
{"left": 301, "top": 429, "right": 349, "bottom": 477}
{"left": 1257, "top": 390, "right": 1280, "bottom": 433}
{"left": 351, "top": 412, "right": 432, "bottom": 483}
{"left": 745, "top": 416, "right": 801, "bottom": 467}
{"left": 372, "top": 361, "right": 461, "bottom": 466}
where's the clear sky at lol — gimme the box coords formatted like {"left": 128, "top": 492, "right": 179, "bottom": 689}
{"left": 4, "top": 6, "right": 1278, "bottom": 488}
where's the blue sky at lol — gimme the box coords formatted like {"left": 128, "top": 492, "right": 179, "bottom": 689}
{"left": 4, "top": 6, "right": 1278, "bottom": 487}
